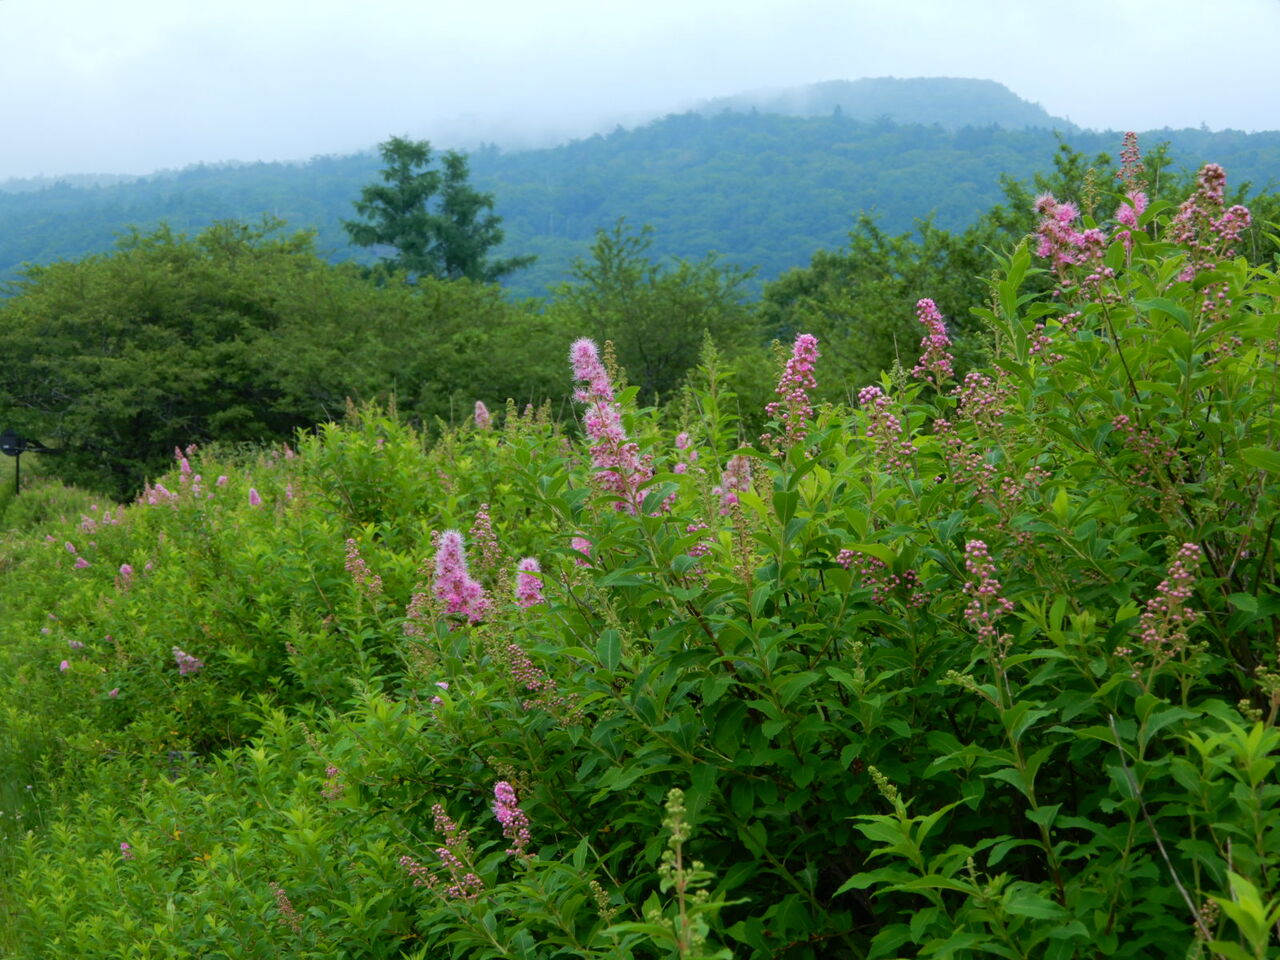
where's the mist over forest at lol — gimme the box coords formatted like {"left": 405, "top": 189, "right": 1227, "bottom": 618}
{"left": 3, "top": 77, "right": 1277, "bottom": 298}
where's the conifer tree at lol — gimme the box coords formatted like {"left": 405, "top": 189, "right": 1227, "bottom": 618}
{"left": 343, "top": 136, "right": 533, "bottom": 283}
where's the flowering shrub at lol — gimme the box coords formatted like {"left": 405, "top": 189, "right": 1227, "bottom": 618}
{"left": 1, "top": 144, "right": 1278, "bottom": 959}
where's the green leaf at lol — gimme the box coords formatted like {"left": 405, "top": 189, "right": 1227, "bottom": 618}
{"left": 1241, "top": 446, "right": 1280, "bottom": 474}
{"left": 596, "top": 630, "right": 621, "bottom": 671}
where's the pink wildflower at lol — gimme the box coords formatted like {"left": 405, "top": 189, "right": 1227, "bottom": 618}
{"left": 270, "top": 883, "right": 302, "bottom": 932}
{"left": 248, "top": 487, "right": 262, "bottom": 507}
{"left": 119, "top": 841, "right": 134, "bottom": 860}
{"left": 763, "top": 333, "right": 820, "bottom": 450}
{"left": 910, "top": 298, "right": 954, "bottom": 385}
{"left": 858, "top": 386, "right": 914, "bottom": 471}
{"left": 108, "top": 688, "right": 119, "bottom": 698}
{"left": 492, "top": 781, "right": 532, "bottom": 857}
{"left": 474, "top": 400, "right": 492, "bottom": 430}
{"left": 962, "top": 540, "right": 1014, "bottom": 649}
{"left": 344, "top": 538, "right": 383, "bottom": 597}
{"left": 570, "top": 337, "right": 652, "bottom": 511}
{"left": 216, "top": 475, "right": 228, "bottom": 487}
{"left": 118, "top": 563, "right": 134, "bottom": 588}
{"left": 432, "top": 531, "right": 489, "bottom": 623}
{"left": 59, "top": 660, "right": 69, "bottom": 672}
{"left": 514, "top": 557, "right": 544, "bottom": 607}
{"left": 1136, "top": 543, "right": 1202, "bottom": 655}
{"left": 172, "top": 646, "right": 205, "bottom": 676}
{"left": 712, "top": 454, "right": 753, "bottom": 514}
{"left": 73, "top": 557, "right": 91, "bottom": 569}
{"left": 570, "top": 535, "right": 592, "bottom": 567}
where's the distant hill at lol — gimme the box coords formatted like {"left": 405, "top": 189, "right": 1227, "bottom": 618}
{"left": 694, "top": 77, "right": 1072, "bottom": 131}
{"left": 2, "top": 87, "right": 1277, "bottom": 300}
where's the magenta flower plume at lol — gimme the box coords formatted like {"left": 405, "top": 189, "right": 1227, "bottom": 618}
{"left": 570, "top": 337, "right": 652, "bottom": 512}
{"left": 433, "top": 530, "right": 490, "bottom": 623}
{"left": 492, "top": 781, "right": 532, "bottom": 857}
{"left": 474, "top": 400, "right": 492, "bottom": 431}
{"left": 763, "top": 333, "right": 820, "bottom": 450}
{"left": 248, "top": 487, "right": 262, "bottom": 507}
{"left": 514, "top": 557, "right": 545, "bottom": 608}
{"left": 910, "top": 299, "right": 954, "bottom": 385}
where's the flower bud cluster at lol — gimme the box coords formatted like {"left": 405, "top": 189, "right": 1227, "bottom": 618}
{"left": 858, "top": 386, "right": 914, "bottom": 471}
{"left": 344, "top": 538, "right": 383, "bottom": 597}
{"left": 962, "top": 540, "right": 1014, "bottom": 648}
{"left": 910, "top": 298, "right": 955, "bottom": 385}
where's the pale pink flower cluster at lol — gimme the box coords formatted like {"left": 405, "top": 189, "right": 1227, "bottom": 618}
{"left": 571, "top": 337, "right": 652, "bottom": 512}
{"left": 172, "top": 646, "right": 204, "bottom": 676}
{"left": 910, "top": 299, "right": 955, "bottom": 385}
{"left": 468, "top": 504, "right": 502, "bottom": 571}
{"left": 400, "top": 805, "right": 484, "bottom": 899}
{"left": 672, "top": 431, "right": 699, "bottom": 474}
{"left": 321, "top": 764, "right": 345, "bottom": 801}
{"left": 270, "top": 883, "right": 302, "bottom": 932}
{"left": 1168, "top": 163, "right": 1252, "bottom": 288}
{"left": 1033, "top": 194, "right": 1110, "bottom": 290}
{"left": 474, "top": 400, "right": 492, "bottom": 430}
{"left": 1116, "top": 132, "right": 1146, "bottom": 191}
{"left": 344, "top": 538, "right": 383, "bottom": 597}
{"left": 858, "top": 386, "right": 914, "bottom": 471}
{"left": 839, "top": 551, "right": 928, "bottom": 608}
{"left": 504, "top": 643, "right": 551, "bottom": 694}
{"left": 514, "top": 557, "right": 544, "bottom": 607}
{"left": 933, "top": 419, "right": 997, "bottom": 498}
{"left": 1112, "top": 414, "right": 1177, "bottom": 478}
{"left": 570, "top": 535, "right": 593, "bottom": 568}
{"left": 433, "top": 531, "right": 489, "bottom": 623}
{"left": 1136, "top": 543, "right": 1202, "bottom": 655}
{"left": 763, "top": 333, "right": 820, "bottom": 450}
{"left": 962, "top": 540, "right": 1014, "bottom": 647}
{"left": 248, "top": 487, "right": 263, "bottom": 507}
{"left": 712, "top": 455, "right": 752, "bottom": 514}
{"left": 492, "top": 781, "right": 532, "bottom": 857}
{"left": 953, "top": 372, "right": 1009, "bottom": 434}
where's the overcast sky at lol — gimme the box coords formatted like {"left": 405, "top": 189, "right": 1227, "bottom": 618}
{"left": 2, "top": 0, "right": 1277, "bottom": 181}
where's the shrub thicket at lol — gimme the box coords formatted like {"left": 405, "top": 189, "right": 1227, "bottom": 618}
{"left": 0, "top": 146, "right": 1278, "bottom": 959}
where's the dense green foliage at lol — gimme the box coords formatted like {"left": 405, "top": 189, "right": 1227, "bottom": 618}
{"left": 4, "top": 104, "right": 1280, "bottom": 297}
{"left": 0, "top": 220, "right": 569, "bottom": 497}
{"left": 2, "top": 153, "right": 1279, "bottom": 959}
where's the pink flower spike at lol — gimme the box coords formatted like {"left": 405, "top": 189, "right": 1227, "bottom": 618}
{"left": 515, "top": 557, "right": 545, "bottom": 607}
{"left": 108, "top": 688, "right": 119, "bottom": 698}
{"left": 119, "top": 841, "right": 134, "bottom": 860}
{"left": 73, "top": 557, "right": 91, "bottom": 569}
{"left": 433, "top": 530, "right": 490, "bottom": 623}
{"left": 492, "top": 781, "right": 532, "bottom": 857}
{"left": 474, "top": 400, "right": 492, "bottom": 430}
{"left": 59, "top": 660, "right": 69, "bottom": 672}
{"left": 248, "top": 487, "right": 262, "bottom": 507}
{"left": 762, "top": 333, "right": 820, "bottom": 450}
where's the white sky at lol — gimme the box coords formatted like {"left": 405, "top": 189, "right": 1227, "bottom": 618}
{"left": 2, "top": 0, "right": 1277, "bottom": 180}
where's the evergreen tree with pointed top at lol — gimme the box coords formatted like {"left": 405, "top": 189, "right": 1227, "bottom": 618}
{"left": 343, "top": 136, "right": 533, "bottom": 283}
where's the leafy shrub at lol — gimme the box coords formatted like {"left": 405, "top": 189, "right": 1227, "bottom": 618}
{"left": 1, "top": 141, "right": 1278, "bottom": 959}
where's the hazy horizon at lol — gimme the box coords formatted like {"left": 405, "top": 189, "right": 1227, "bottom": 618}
{"left": 3, "top": 0, "right": 1278, "bottom": 182}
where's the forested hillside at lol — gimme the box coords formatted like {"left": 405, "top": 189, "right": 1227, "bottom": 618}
{"left": 3, "top": 105, "right": 1279, "bottom": 298}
